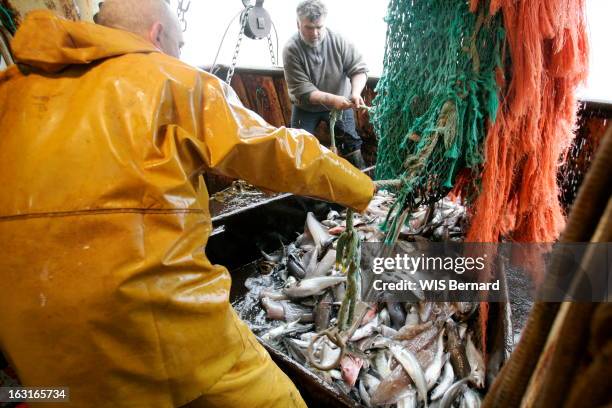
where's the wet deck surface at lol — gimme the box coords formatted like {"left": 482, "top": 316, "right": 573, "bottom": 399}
{"left": 210, "top": 191, "right": 290, "bottom": 223}
{"left": 507, "top": 266, "right": 535, "bottom": 346}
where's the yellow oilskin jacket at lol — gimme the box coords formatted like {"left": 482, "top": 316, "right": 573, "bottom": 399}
{"left": 0, "top": 10, "right": 374, "bottom": 408}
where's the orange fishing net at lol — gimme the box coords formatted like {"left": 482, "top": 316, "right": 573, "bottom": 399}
{"left": 466, "top": 0, "right": 589, "bottom": 355}
{"left": 467, "top": 0, "right": 589, "bottom": 243}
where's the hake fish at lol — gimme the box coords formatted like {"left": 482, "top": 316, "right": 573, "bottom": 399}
{"left": 283, "top": 276, "right": 346, "bottom": 299}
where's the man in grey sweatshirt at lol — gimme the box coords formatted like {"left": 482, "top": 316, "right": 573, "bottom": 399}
{"left": 282, "top": 0, "right": 368, "bottom": 169}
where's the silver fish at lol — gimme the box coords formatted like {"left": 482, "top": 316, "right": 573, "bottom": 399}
{"left": 306, "top": 212, "right": 332, "bottom": 249}
{"left": 300, "top": 243, "right": 315, "bottom": 252}
{"left": 405, "top": 305, "right": 420, "bottom": 326}
{"left": 402, "top": 322, "right": 442, "bottom": 354}
{"left": 351, "top": 315, "right": 380, "bottom": 341}
{"left": 332, "top": 281, "right": 346, "bottom": 301}
{"left": 328, "top": 369, "right": 343, "bottom": 381}
{"left": 335, "top": 378, "right": 352, "bottom": 395}
{"left": 453, "top": 302, "right": 478, "bottom": 321}
{"left": 439, "top": 378, "right": 469, "bottom": 408}
{"left": 260, "top": 249, "right": 282, "bottom": 263}
{"left": 283, "top": 276, "right": 346, "bottom": 299}
{"left": 373, "top": 350, "right": 391, "bottom": 378}
{"left": 370, "top": 364, "right": 412, "bottom": 406}
{"left": 460, "top": 388, "right": 482, "bottom": 408}
{"left": 425, "top": 331, "right": 445, "bottom": 390}
{"left": 261, "top": 297, "right": 285, "bottom": 320}
{"left": 261, "top": 320, "right": 311, "bottom": 342}
{"left": 430, "top": 400, "right": 441, "bottom": 408}
{"left": 360, "top": 373, "right": 380, "bottom": 408}
{"left": 302, "top": 246, "right": 319, "bottom": 278}
{"left": 258, "top": 289, "right": 288, "bottom": 301}
{"left": 358, "top": 378, "right": 372, "bottom": 407}
{"left": 326, "top": 210, "right": 340, "bottom": 220}
{"left": 295, "top": 231, "right": 314, "bottom": 249}
{"left": 466, "top": 333, "right": 485, "bottom": 388}
{"left": 394, "top": 321, "right": 433, "bottom": 341}
{"left": 408, "top": 207, "right": 429, "bottom": 231}
{"left": 299, "top": 331, "right": 317, "bottom": 342}
{"left": 379, "top": 307, "right": 391, "bottom": 327}
{"left": 283, "top": 337, "right": 307, "bottom": 365}
{"left": 285, "top": 276, "right": 297, "bottom": 287}
{"left": 319, "top": 341, "right": 342, "bottom": 368}
{"left": 312, "top": 248, "right": 336, "bottom": 277}
{"left": 419, "top": 301, "right": 433, "bottom": 322}
{"left": 363, "top": 373, "right": 380, "bottom": 391}
{"left": 431, "top": 360, "right": 455, "bottom": 401}
{"left": 458, "top": 322, "right": 468, "bottom": 339}
{"left": 389, "top": 343, "right": 428, "bottom": 408}
{"left": 289, "top": 338, "right": 311, "bottom": 348}
{"left": 284, "top": 302, "right": 313, "bottom": 323}
{"left": 397, "top": 388, "right": 418, "bottom": 408}
{"left": 322, "top": 219, "right": 339, "bottom": 228}
{"left": 261, "top": 297, "right": 312, "bottom": 322}
{"left": 376, "top": 324, "right": 398, "bottom": 338}
{"left": 356, "top": 334, "right": 389, "bottom": 352}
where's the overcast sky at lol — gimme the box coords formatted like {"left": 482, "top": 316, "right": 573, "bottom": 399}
{"left": 174, "top": 0, "right": 611, "bottom": 102}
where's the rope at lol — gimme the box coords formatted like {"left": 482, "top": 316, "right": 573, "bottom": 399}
{"left": 328, "top": 109, "right": 342, "bottom": 154}
{"left": 305, "top": 209, "right": 368, "bottom": 371}
{"left": 373, "top": 179, "right": 402, "bottom": 189}
{"left": 336, "top": 209, "right": 361, "bottom": 330}
{"left": 305, "top": 304, "right": 369, "bottom": 371}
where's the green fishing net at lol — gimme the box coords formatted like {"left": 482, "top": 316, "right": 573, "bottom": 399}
{"left": 371, "top": 0, "right": 505, "bottom": 242}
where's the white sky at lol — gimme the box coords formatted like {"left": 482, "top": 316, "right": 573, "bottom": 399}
{"left": 175, "top": 0, "right": 611, "bottom": 102}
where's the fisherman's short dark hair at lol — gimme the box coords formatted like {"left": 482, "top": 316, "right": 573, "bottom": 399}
{"left": 296, "top": 0, "right": 327, "bottom": 22}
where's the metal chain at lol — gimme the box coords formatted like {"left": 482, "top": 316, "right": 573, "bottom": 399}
{"left": 176, "top": 0, "right": 191, "bottom": 32}
{"left": 266, "top": 33, "right": 276, "bottom": 66}
{"left": 226, "top": 6, "right": 252, "bottom": 84}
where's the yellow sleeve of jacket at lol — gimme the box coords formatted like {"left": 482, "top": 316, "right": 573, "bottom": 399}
{"left": 196, "top": 73, "right": 374, "bottom": 212}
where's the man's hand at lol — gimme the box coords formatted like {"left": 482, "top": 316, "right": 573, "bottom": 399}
{"left": 309, "top": 91, "right": 353, "bottom": 110}
{"left": 349, "top": 93, "right": 365, "bottom": 109}
{"left": 329, "top": 95, "right": 354, "bottom": 110}
{"left": 350, "top": 72, "right": 367, "bottom": 108}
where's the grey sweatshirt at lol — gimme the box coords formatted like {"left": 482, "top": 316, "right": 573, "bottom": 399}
{"left": 282, "top": 29, "right": 368, "bottom": 112}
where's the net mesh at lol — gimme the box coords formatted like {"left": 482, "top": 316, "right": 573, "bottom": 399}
{"left": 371, "top": 0, "right": 505, "bottom": 242}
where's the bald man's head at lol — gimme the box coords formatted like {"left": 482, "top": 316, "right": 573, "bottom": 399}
{"left": 95, "top": 0, "right": 184, "bottom": 58}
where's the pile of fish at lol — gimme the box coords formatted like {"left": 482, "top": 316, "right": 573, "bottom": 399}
{"left": 234, "top": 191, "right": 486, "bottom": 407}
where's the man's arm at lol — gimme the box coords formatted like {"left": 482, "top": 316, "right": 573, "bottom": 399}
{"left": 282, "top": 46, "right": 316, "bottom": 105}
{"left": 196, "top": 73, "right": 374, "bottom": 211}
{"left": 349, "top": 72, "right": 367, "bottom": 107}
{"left": 309, "top": 90, "right": 353, "bottom": 110}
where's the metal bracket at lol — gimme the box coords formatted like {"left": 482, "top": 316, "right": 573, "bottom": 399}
{"left": 241, "top": 0, "right": 271, "bottom": 39}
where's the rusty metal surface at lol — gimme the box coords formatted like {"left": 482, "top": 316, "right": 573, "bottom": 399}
{"left": 1, "top": 0, "right": 96, "bottom": 25}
